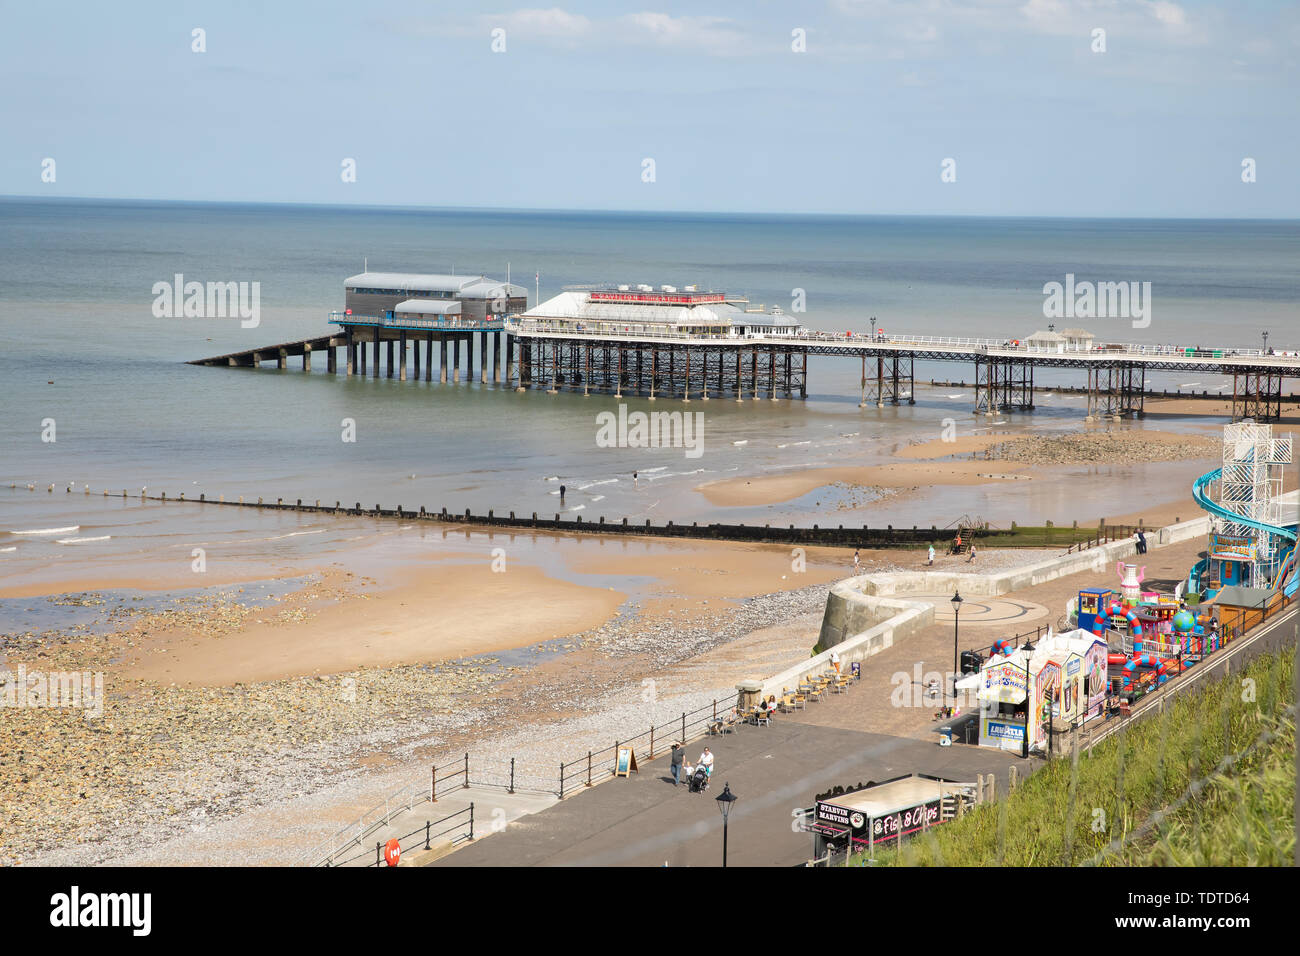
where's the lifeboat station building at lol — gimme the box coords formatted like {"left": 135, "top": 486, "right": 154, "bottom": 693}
{"left": 328, "top": 271, "right": 527, "bottom": 383}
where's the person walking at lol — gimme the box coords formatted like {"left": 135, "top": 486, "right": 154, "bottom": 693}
{"left": 1136, "top": 529, "right": 1147, "bottom": 555}
{"left": 670, "top": 742, "right": 685, "bottom": 787}
{"left": 698, "top": 747, "right": 715, "bottom": 779}
{"left": 559, "top": 483, "right": 566, "bottom": 503}
{"left": 927, "top": 544, "right": 935, "bottom": 567}
{"left": 967, "top": 543, "right": 977, "bottom": 563}
{"left": 852, "top": 549, "right": 861, "bottom": 574}
{"left": 633, "top": 470, "right": 639, "bottom": 489}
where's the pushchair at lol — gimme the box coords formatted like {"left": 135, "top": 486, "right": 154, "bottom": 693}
{"left": 687, "top": 766, "right": 709, "bottom": 793}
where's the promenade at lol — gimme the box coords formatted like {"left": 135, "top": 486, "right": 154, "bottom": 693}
{"left": 433, "top": 719, "right": 1030, "bottom": 867}
{"left": 428, "top": 535, "right": 1211, "bottom": 867}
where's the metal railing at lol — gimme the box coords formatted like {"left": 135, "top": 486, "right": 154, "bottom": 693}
{"left": 360, "top": 805, "right": 475, "bottom": 868}
{"left": 330, "top": 311, "right": 507, "bottom": 331}
{"left": 296, "top": 782, "right": 428, "bottom": 867}
{"left": 558, "top": 696, "right": 752, "bottom": 796}
{"left": 505, "top": 317, "right": 1295, "bottom": 363}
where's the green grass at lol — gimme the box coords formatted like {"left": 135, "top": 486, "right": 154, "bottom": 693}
{"left": 860, "top": 647, "right": 1295, "bottom": 867}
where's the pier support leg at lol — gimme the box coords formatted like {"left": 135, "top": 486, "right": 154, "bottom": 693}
{"left": 386, "top": 340, "right": 394, "bottom": 379}
{"left": 440, "top": 338, "right": 448, "bottom": 383}
{"left": 506, "top": 334, "right": 514, "bottom": 388}
{"left": 453, "top": 338, "right": 460, "bottom": 383}
{"left": 480, "top": 331, "right": 487, "bottom": 384}
{"left": 399, "top": 333, "right": 407, "bottom": 381}
{"left": 346, "top": 332, "right": 354, "bottom": 376}
{"left": 412, "top": 333, "right": 420, "bottom": 380}
{"left": 303, "top": 344, "right": 311, "bottom": 373}
{"left": 371, "top": 338, "right": 379, "bottom": 379}
{"left": 494, "top": 331, "right": 501, "bottom": 383}
{"left": 801, "top": 351, "right": 807, "bottom": 399}
{"left": 327, "top": 343, "right": 336, "bottom": 374}
{"left": 425, "top": 333, "right": 433, "bottom": 382}
{"left": 735, "top": 350, "right": 743, "bottom": 401}
{"left": 277, "top": 348, "right": 287, "bottom": 370}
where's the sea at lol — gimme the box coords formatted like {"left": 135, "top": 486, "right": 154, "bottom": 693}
{"left": 1, "top": 198, "right": 1297, "bottom": 595}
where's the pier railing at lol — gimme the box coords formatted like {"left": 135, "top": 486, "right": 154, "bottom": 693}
{"left": 330, "top": 311, "right": 507, "bottom": 332}
{"left": 506, "top": 318, "right": 1291, "bottom": 363}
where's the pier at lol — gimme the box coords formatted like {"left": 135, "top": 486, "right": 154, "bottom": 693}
{"left": 190, "top": 277, "right": 1300, "bottom": 422}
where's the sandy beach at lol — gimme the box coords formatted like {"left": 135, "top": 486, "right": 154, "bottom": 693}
{"left": 695, "top": 427, "right": 1221, "bottom": 509}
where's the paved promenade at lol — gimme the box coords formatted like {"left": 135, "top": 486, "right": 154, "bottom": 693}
{"left": 433, "top": 718, "right": 1031, "bottom": 867}
{"left": 432, "top": 535, "right": 1211, "bottom": 867}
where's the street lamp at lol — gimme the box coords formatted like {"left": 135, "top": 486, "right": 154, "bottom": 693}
{"left": 715, "top": 783, "right": 737, "bottom": 867}
{"left": 950, "top": 591, "right": 963, "bottom": 701}
{"left": 1019, "top": 641, "right": 1035, "bottom": 759}
{"left": 1262, "top": 331, "right": 1269, "bottom": 353}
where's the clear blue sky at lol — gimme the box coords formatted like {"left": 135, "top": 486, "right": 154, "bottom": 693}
{"left": 2, "top": 0, "right": 1296, "bottom": 217}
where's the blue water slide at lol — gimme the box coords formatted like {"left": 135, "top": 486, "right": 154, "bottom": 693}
{"left": 1194, "top": 467, "right": 1298, "bottom": 597}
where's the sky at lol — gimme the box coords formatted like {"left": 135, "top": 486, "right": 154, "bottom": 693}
{"left": 1, "top": 0, "right": 1297, "bottom": 217}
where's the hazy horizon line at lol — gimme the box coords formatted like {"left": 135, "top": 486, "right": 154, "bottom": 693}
{"left": 3, "top": 193, "right": 1298, "bottom": 224}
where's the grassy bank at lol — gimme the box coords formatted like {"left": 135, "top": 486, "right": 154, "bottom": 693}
{"left": 867, "top": 647, "right": 1295, "bottom": 867}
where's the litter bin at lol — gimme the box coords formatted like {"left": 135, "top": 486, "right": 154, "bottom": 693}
{"left": 939, "top": 728, "right": 953, "bottom": 747}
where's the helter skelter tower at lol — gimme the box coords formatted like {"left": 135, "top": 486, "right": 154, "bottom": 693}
{"left": 1214, "top": 421, "right": 1293, "bottom": 588}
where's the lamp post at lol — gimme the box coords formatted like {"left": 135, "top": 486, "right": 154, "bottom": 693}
{"left": 715, "top": 783, "right": 737, "bottom": 867}
{"left": 950, "top": 591, "right": 963, "bottom": 701}
{"left": 1262, "top": 330, "right": 1269, "bottom": 353}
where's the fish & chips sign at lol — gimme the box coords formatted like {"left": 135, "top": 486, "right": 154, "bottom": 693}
{"left": 980, "top": 661, "right": 1028, "bottom": 704}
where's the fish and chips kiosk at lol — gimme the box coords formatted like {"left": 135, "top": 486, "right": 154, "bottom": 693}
{"left": 804, "top": 773, "right": 972, "bottom": 858}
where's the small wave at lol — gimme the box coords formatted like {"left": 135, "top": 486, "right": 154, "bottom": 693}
{"left": 268, "top": 529, "right": 327, "bottom": 540}
{"left": 56, "top": 535, "right": 112, "bottom": 544}
{"left": 591, "top": 495, "right": 605, "bottom": 502}
{"left": 568, "top": 504, "right": 586, "bottom": 512}
{"left": 578, "top": 479, "right": 618, "bottom": 490}
{"left": 945, "top": 393, "right": 965, "bottom": 400}
{"left": 0, "top": 546, "right": 16, "bottom": 553}
{"left": 733, "top": 440, "right": 748, "bottom": 446}
{"left": 642, "top": 466, "right": 668, "bottom": 473}
{"left": 544, "top": 476, "right": 560, "bottom": 482}
{"left": 9, "top": 525, "right": 80, "bottom": 535}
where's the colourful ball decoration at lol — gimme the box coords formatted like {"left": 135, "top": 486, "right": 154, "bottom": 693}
{"left": 1172, "top": 610, "right": 1195, "bottom": 633}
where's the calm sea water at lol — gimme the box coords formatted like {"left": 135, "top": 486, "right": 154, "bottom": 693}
{"left": 1, "top": 199, "right": 1296, "bottom": 587}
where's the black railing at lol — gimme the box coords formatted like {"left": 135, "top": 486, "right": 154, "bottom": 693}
{"left": 360, "top": 805, "right": 475, "bottom": 868}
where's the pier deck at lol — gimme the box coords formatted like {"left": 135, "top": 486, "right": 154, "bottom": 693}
{"left": 191, "top": 318, "right": 1300, "bottom": 422}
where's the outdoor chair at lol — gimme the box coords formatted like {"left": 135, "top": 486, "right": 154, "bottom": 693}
{"left": 755, "top": 710, "right": 771, "bottom": 727}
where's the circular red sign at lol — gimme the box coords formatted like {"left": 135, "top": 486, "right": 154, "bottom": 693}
{"left": 384, "top": 839, "right": 401, "bottom": 867}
